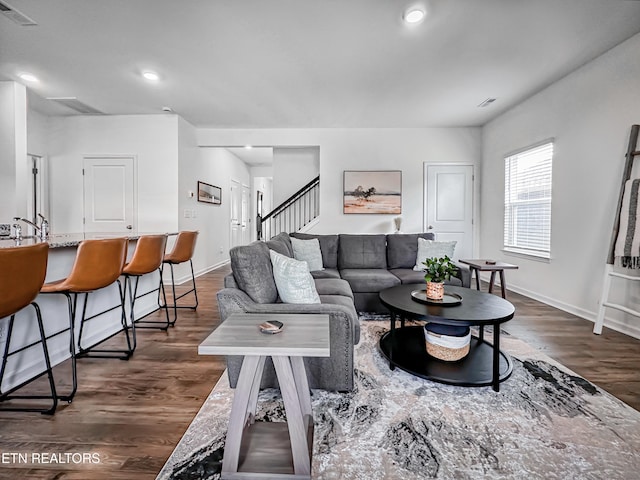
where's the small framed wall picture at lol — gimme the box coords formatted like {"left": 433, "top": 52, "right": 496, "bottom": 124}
{"left": 343, "top": 170, "right": 402, "bottom": 214}
{"left": 197, "top": 181, "right": 222, "bottom": 205}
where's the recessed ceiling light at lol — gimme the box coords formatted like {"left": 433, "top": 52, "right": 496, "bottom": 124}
{"left": 142, "top": 71, "right": 159, "bottom": 81}
{"left": 403, "top": 7, "right": 426, "bottom": 24}
{"left": 245, "top": 145, "right": 253, "bottom": 150}
{"left": 19, "top": 73, "right": 38, "bottom": 82}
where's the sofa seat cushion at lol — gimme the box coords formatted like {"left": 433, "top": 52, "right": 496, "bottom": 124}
{"left": 310, "top": 268, "right": 341, "bottom": 279}
{"left": 390, "top": 268, "right": 464, "bottom": 287}
{"left": 314, "top": 278, "right": 354, "bottom": 299}
{"left": 339, "top": 268, "right": 400, "bottom": 293}
{"left": 338, "top": 234, "right": 387, "bottom": 269}
{"left": 389, "top": 268, "right": 426, "bottom": 285}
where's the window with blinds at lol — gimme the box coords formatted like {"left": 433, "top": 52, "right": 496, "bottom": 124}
{"left": 504, "top": 141, "right": 553, "bottom": 258}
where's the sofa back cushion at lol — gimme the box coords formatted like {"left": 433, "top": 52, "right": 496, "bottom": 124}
{"left": 267, "top": 232, "right": 293, "bottom": 257}
{"left": 290, "top": 232, "right": 339, "bottom": 269}
{"left": 338, "top": 234, "right": 387, "bottom": 269}
{"left": 230, "top": 241, "right": 278, "bottom": 303}
{"left": 386, "top": 232, "right": 435, "bottom": 269}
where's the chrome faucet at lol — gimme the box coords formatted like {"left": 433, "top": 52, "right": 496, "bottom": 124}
{"left": 12, "top": 223, "right": 22, "bottom": 241}
{"left": 13, "top": 214, "right": 49, "bottom": 240}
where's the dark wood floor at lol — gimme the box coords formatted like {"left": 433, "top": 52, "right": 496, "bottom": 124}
{"left": 1, "top": 264, "right": 639, "bottom": 479}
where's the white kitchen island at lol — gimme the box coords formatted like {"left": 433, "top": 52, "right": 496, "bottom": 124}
{"left": 0, "top": 232, "right": 176, "bottom": 396}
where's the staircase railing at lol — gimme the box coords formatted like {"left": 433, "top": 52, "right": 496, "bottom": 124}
{"left": 258, "top": 176, "right": 320, "bottom": 240}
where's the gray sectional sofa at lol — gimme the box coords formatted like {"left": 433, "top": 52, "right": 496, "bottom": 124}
{"left": 216, "top": 232, "right": 470, "bottom": 392}
{"left": 290, "top": 231, "right": 470, "bottom": 311}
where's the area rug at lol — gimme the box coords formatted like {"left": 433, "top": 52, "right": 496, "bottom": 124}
{"left": 156, "top": 319, "right": 640, "bottom": 479}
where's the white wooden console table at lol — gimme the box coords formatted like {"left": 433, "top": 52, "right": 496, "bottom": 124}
{"left": 198, "top": 313, "right": 330, "bottom": 479}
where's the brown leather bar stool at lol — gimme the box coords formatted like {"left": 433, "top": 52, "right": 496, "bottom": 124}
{"left": 123, "top": 234, "right": 170, "bottom": 333}
{"left": 161, "top": 231, "right": 199, "bottom": 326}
{"left": 41, "top": 238, "right": 129, "bottom": 402}
{"left": 0, "top": 243, "right": 57, "bottom": 414}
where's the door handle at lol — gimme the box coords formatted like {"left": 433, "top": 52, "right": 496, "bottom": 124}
{"left": 428, "top": 225, "right": 434, "bottom": 230}
{"left": 126, "top": 224, "right": 133, "bottom": 230}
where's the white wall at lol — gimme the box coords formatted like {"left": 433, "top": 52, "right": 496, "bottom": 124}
{"left": 27, "top": 107, "right": 49, "bottom": 156}
{"left": 481, "top": 32, "right": 640, "bottom": 337}
{"left": 272, "top": 147, "right": 319, "bottom": 206}
{"left": 0, "top": 81, "right": 28, "bottom": 223}
{"left": 197, "top": 128, "right": 482, "bottom": 235}
{"left": 190, "top": 147, "right": 251, "bottom": 268}
{"left": 48, "top": 114, "right": 179, "bottom": 234}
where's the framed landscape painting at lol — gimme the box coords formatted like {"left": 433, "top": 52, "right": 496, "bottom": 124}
{"left": 197, "top": 181, "right": 222, "bottom": 205}
{"left": 343, "top": 170, "right": 402, "bottom": 214}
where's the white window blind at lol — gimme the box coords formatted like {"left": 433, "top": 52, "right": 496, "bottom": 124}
{"left": 504, "top": 142, "right": 553, "bottom": 258}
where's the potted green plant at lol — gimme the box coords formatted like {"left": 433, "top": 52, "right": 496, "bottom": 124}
{"left": 422, "top": 255, "right": 457, "bottom": 300}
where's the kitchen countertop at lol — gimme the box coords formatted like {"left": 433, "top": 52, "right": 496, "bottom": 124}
{"left": 0, "top": 232, "right": 178, "bottom": 249}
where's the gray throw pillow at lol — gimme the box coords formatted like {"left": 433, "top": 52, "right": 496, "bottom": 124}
{"left": 290, "top": 237, "right": 324, "bottom": 271}
{"left": 413, "top": 238, "right": 457, "bottom": 271}
{"left": 230, "top": 242, "right": 278, "bottom": 303}
{"left": 269, "top": 250, "right": 321, "bottom": 304}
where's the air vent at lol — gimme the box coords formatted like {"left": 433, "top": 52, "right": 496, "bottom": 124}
{"left": 478, "top": 98, "right": 497, "bottom": 108}
{"left": 0, "top": 1, "right": 37, "bottom": 26}
{"left": 46, "top": 97, "right": 104, "bottom": 115}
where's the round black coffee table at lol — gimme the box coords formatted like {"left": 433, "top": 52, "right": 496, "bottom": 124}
{"left": 379, "top": 284, "right": 515, "bottom": 392}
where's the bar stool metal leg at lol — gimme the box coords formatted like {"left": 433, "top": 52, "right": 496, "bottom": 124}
{"left": 160, "top": 259, "right": 199, "bottom": 326}
{"left": 0, "top": 304, "right": 58, "bottom": 415}
{"left": 130, "top": 269, "right": 171, "bottom": 330}
{"left": 76, "top": 280, "right": 134, "bottom": 360}
{"left": 157, "top": 231, "right": 199, "bottom": 326}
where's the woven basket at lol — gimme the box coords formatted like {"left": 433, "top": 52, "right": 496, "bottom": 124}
{"left": 424, "top": 324, "right": 471, "bottom": 362}
{"left": 426, "top": 341, "right": 470, "bottom": 361}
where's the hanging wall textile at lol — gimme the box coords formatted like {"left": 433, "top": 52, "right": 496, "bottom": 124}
{"left": 614, "top": 178, "right": 640, "bottom": 267}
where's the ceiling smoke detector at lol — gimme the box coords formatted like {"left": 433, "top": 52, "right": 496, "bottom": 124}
{"left": 0, "top": 1, "right": 37, "bottom": 26}
{"left": 478, "top": 98, "right": 497, "bottom": 108}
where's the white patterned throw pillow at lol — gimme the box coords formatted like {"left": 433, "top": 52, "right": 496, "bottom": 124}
{"left": 269, "top": 250, "right": 321, "bottom": 304}
{"left": 413, "top": 238, "right": 457, "bottom": 271}
{"left": 290, "top": 237, "right": 324, "bottom": 271}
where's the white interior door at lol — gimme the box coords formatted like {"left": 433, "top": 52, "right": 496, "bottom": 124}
{"left": 230, "top": 180, "right": 242, "bottom": 248}
{"left": 83, "top": 156, "right": 135, "bottom": 233}
{"left": 424, "top": 164, "right": 474, "bottom": 261}
{"left": 241, "top": 185, "right": 250, "bottom": 245}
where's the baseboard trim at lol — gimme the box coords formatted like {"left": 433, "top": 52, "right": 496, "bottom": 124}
{"left": 172, "top": 260, "right": 230, "bottom": 285}
{"left": 506, "top": 282, "right": 640, "bottom": 341}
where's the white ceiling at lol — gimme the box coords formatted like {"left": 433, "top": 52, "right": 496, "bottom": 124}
{"left": 2, "top": 0, "right": 640, "bottom": 128}
{"left": 225, "top": 147, "right": 273, "bottom": 166}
